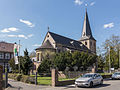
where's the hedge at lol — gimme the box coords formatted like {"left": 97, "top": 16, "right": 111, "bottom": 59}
{"left": 8, "top": 73, "right": 35, "bottom": 84}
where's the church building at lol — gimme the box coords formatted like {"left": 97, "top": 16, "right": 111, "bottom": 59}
{"left": 35, "top": 10, "right": 96, "bottom": 63}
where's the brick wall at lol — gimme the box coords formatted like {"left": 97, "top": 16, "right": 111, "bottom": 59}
{"left": 52, "top": 69, "right": 75, "bottom": 87}
{"left": 57, "top": 80, "right": 75, "bottom": 86}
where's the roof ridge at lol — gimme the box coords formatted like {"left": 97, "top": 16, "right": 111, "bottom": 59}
{"left": 48, "top": 31, "right": 80, "bottom": 43}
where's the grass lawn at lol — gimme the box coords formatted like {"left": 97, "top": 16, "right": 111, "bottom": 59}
{"left": 31, "top": 75, "right": 75, "bottom": 85}
{"left": 99, "top": 73, "right": 112, "bottom": 75}
{"left": 37, "top": 77, "right": 51, "bottom": 85}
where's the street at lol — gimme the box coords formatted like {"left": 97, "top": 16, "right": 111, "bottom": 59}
{"left": 6, "top": 79, "right": 120, "bottom": 90}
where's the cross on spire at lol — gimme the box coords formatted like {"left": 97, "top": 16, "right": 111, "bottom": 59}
{"left": 48, "top": 26, "right": 50, "bottom": 31}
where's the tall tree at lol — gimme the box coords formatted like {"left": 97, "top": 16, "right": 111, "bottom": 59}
{"left": 37, "top": 57, "right": 51, "bottom": 73}
{"left": 21, "top": 49, "right": 33, "bottom": 75}
{"left": 102, "top": 35, "right": 120, "bottom": 71}
{"left": 9, "top": 58, "right": 18, "bottom": 71}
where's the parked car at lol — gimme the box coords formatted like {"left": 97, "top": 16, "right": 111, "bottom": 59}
{"left": 75, "top": 73, "right": 103, "bottom": 87}
{"left": 112, "top": 72, "right": 120, "bottom": 79}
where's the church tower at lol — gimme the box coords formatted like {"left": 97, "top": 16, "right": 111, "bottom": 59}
{"left": 79, "top": 10, "right": 96, "bottom": 54}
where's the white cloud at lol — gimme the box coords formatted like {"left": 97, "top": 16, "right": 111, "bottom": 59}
{"left": 104, "top": 23, "right": 114, "bottom": 29}
{"left": 27, "top": 34, "right": 33, "bottom": 38}
{"left": 74, "top": 0, "right": 83, "bottom": 5}
{"left": 7, "top": 34, "right": 27, "bottom": 39}
{"left": 7, "top": 35, "right": 17, "bottom": 37}
{"left": 19, "top": 19, "right": 35, "bottom": 27}
{"left": 90, "top": 2, "right": 95, "bottom": 6}
{"left": 1, "top": 27, "right": 18, "bottom": 33}
{"left": 18, "top": 35, "right": 28, "bottom": 39}
{"left": 7, "top": 34, "right": 34, "bottom": 39}
{"left": 32, "top": 44, "right": 41, "bottom": 47}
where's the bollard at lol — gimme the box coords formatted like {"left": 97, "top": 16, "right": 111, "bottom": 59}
{"left": 5, "top": 72, "right": 8, "bottom": 88}
{"left": 35, "top": 72, "right": 37, "bottom": 85}
{"left": 0, "top": 65, "right": 3, "bottom": 90}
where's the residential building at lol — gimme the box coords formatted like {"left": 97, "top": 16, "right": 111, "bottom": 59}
{"left": 0, "top": 41, "right": 14, "bottom": 71}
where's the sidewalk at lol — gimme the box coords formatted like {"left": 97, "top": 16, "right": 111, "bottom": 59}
{"left": 5, "top": 79, "right": 52, "bottom": 90}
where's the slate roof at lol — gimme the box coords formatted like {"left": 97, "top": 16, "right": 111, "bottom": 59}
{"left": 0, "top": 41, "right": 14, "bottom": 52}
{"left": 36, "top": 40, "right": 54, "bottom": 50}
{"left": 48, "top": 31, "right": 89, "bottom": 51}
{"left": 80, "top": 10, "right": 96, "bottom": 41}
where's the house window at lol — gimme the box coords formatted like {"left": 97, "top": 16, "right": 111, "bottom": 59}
{"left": 90, "top": 42, "right": 92, "bottom": 46}
{"left": 11, "top": 54, "right": 14, "bottom": 59}
{"left": 0, "top": 52, "right": 4, "bottom": 59}
{"left": 5, "top": 53, "right": 10, "bottom": 59}
{"left": 37, "top": 53, "right": 40, "bottom": 61}
{"left": 85, "top": 42, "right": 87, "bottom": 45}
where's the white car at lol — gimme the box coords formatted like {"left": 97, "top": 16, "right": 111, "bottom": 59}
{"left": 112, "top": 72, "right": 120, "bottom": 79}
{"left": 75, "top": 73, "right": 103, "bottom": 87}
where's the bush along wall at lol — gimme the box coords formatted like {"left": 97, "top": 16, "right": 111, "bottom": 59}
{"left": 8, "top": 73, "right": 35, "bottom": 84}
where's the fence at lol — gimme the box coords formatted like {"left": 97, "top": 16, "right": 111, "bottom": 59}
{"left": 58, "top": 70, "right": 92, "bottom": 79}
{"left": 34, "top": 72, "right": 51, "bottom": 85}
{"left": 34, "top": 70, "right": 91, "bottom": 86}
{"left": 58, "top": 71, "right": 87, "bottom": 78}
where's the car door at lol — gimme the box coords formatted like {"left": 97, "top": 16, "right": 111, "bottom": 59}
{"left": 93, "top": 74, "right": 98, "bottom": 85}
{"left": 96, "top": 74, "right": 101, "bottom": 84}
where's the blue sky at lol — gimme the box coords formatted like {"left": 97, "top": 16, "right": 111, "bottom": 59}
{"left": 0, "top": 0, "right": 120, "bottom": 55}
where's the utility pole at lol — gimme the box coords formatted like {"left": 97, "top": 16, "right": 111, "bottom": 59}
{"left": 118, "top": 47, "right": 120, "bottom": 68}
{"left": 109, "top": 47, "right": 111, "bottom": 73}
{"left": 18, "top": 40, "right": 21, "bottom": 74}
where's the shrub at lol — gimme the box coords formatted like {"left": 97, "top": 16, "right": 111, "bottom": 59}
{"left": 8, "top": 73, "right": 35, "bottom": 84}
{"left": 15, "top": 74, "right": 22, "bottom": 81}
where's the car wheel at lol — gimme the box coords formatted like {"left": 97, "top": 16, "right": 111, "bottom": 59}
{"left": 112, "top": 78, "right": 114, "bottom": 80}
{"left": 89, "top": 81, "right": 93, "bottom": 88}
{"left": 75, "top": 84, "right": 78, "bottom": 88}
{"left": 100, "top": 79, "right": 103, "bottom": 84}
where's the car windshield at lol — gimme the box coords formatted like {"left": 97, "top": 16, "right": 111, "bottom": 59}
{"left": 114, "top": 72, "right": 120, "bottom": 75}
{"left": 82, "top": 74, "right": 94, "bottom": 78}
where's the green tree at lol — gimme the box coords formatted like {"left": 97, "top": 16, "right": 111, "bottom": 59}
{"left": 21, "top": 49, "right": 33, "bottom": 75}
{"left": 37, "top": 51, "right": 97, "bottom": 72}
{"left": 53, "top": 52, "right": 67, "bottom": 71}
{"left": 9, "top": 58, "right": 18, "bottom": 71}
{"left": 97, "top": 55, "right": 105, "bottom": 71}
{"left": 72, "top": 51, "right": 82, "bottom": 70}
{"left": 102, "top": 35, "right": 120, "bottom": 71}
{"left": 37, "top": 57, "right": 51, "bottom": 73}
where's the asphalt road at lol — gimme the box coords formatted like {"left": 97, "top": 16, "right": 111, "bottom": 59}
{"left": 6, "top": 79, "right": 120, "bottom": 90}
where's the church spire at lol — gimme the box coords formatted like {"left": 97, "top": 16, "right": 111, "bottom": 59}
{"left": 81, "top": 9, "right": 95, "bottom": 40}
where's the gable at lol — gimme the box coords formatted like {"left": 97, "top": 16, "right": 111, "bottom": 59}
{"left": 42, "top": 32, "right": 56, "bottom": 48}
